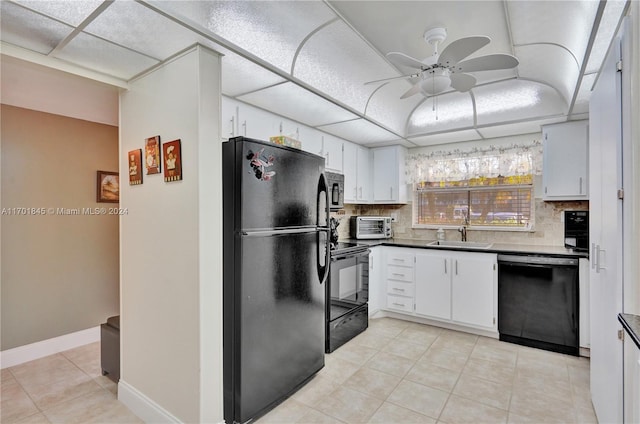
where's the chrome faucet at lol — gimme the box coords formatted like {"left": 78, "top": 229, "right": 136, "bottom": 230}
{"left": 458, "top": 225, "right": 467, "bottom": 242}
{"left": 458, "top": 210, "right": 469, "bottom": 242}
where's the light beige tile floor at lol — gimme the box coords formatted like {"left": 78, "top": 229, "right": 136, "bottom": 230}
{"left": 1, "top": 319, "right": 596, "bottom": 424}
{"left": 1, "top": 342, "right": 142, "bottom": 424}
{"left": 258, "top": 317, "right": 597, "bottom": 424}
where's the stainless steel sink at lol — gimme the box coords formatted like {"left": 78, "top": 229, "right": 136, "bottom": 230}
{"left": 427, "top": 240, "right": 493, "bottom": 249}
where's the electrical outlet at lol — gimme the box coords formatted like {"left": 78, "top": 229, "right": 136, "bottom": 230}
{"left": 390, "top": 212, "right": 398, "bottom": 222}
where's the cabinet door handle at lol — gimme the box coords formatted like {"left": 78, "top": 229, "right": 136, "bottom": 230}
{"left": 242, "top": 120, "right": 247, "bottom": 136}
{"left": 579, "top": 177, "right": 583, "bottom": 194}
{"left": 444, "top": 259, "right": 447, "bottom": 274}
{"left": 596, "top": 245, "right": 606, "bottom": 273}
{"left": 390, "top": 186, "right": 393, "bottom": 199}
{"left": 455, "top": 260, "right": 458, "bottom": 275}
{"left": 229, "top": 116, "right": 235, "bottom": 136}
{"left": 359, "top": 187, "right": 362, "bottom": 198}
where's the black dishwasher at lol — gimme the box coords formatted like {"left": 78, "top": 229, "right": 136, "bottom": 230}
{"left": 498, "top": 254, "right": 579, "bottom": 356}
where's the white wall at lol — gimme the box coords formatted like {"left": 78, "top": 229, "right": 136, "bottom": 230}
{"left": 119, "top": 45, "right": 223, "bottom": 423}
{"left": 1, "top": 55, "right": 119, "bottom": 126}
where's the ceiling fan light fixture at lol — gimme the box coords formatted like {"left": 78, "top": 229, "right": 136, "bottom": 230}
{"left": 420, "top": 71, "right": 451, "bottom": 95}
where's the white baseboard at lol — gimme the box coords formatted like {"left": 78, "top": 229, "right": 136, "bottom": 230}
{"left": 118, "top": 380, "right": 181, "bottom": 423}
{"left": 1, "top": 326, "right": 100, "bottom": 369}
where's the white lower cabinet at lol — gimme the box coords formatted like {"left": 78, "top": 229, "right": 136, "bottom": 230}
{"left": 384, "top": 248, "right": 415, "bottom": 313}
{"left": 414, "top": 250, "right": 451, "bottom": 320}
{"left": 450, "top": 252, "right": 497, "bottom": 329}
{"left": 624, "top": 336, "right": 640, "bottom": 423}
{"left": 415, "top": 250, "right": 497, "bottom": 331}
{"left": 377, "top": 247, "right": 497, "bottom": 333}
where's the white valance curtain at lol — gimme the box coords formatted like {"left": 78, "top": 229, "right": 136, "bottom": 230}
{"left": 405, "top": 140, "right": 543, "bottom": 185}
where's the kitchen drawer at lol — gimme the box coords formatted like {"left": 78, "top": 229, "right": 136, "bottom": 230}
{"left": 387, "top": 294, "right": 413, "bottom": 313}
{"left": 386, "top": 265, "right": 414, "bottom": 282}
{"left": 387, "top": 280, "right": 414, "bottom": 297}
{"left": 386, "top": 251, "right": 413, "bottom": 267}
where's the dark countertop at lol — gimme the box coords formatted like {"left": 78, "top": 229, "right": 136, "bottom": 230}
{"left": 347, "top": 238, "right": 589, "bottom": 258}
{"left": 619, "top": 313, "right": 640, "bottom": 349}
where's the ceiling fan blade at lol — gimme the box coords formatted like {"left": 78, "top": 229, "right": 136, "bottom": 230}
{"left": 400, "top": 82, "right": 423, "bottom": 99}
{"left": 364, "top": 72, "right": 420, "bottom": 85}
{"left": 438, "top": 36, "right": 490, "bottom": 66}
{"left": 450, "top": 73, "right": 477, "bottom": 92}
{"left": 387, "top": 51, "right": 426, "bottom": 69}
{"left": 454, "top": 54, "right": 519, "bottom": 73}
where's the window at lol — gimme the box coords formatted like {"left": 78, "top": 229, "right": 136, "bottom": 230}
{"left": 413, "top": 176, "right": 533, "bottom": 230}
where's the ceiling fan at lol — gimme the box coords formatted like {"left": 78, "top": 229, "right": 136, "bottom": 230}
{"left": 367, "top": 27, "right": 519, "bottom": 99}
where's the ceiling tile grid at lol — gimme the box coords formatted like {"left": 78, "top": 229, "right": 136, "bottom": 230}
{"left": 0, "top": 0, "right": 629, "bottom": 146}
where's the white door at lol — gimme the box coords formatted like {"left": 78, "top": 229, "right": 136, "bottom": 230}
{"left": 451, "top": 252, "right": 496, "bottom": 329}
{"left": 589, "top": 35, "right": 623, "bottom": 424}
{"left": 415, "top": 252, "right": 451, "bottom": 320}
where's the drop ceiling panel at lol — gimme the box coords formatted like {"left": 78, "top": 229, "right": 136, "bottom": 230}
{"left": 55, "top": 32, "right": 159, "bottom": 80}
{"left": 585, "top": 0, "right": 627, "bottom": 74}
{"left": 365, "top": 79, "right": 423, "bottom": 135}
{"left": 409, "top": 129, "right": 482, "bottom": 147}
{"left": 474, "top": 80, "right": 566, "bottom": 126}
{"left": 407, "top": 92, "right": 475, "bottom": 136}
{"left": 317, "top": 119, "right": 400, "bottom": 145}
{"left": 0, "top": 2, "right": 73, "bottom": 54}
{"left": 11, "top": 0, "right": 104, "bottom": 26}
{"left": 237, "top": 82, "right": 358, "bottom": 127}
{"left": 222, "top": 54, "right": 286, "bottom": 97}
{"left": 161, "top": 0, "right": 336, "bottom": 73}
{"left": 83, "top": 1, "right": 202, "bottom": 60}
{"left": 328, "top": 1, "right": 512, "bottom": 65}
{"left": 515, "top": 44, "right": 579, "bottom": 105}
{"left": 507, "top": 1, "right": 598, "bottom": 61}
{"left": 293, "top": 20, "right": 398, "bottom": 113}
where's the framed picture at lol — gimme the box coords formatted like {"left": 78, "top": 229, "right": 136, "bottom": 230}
{"left": 163, "top": 139, "right": 182, "bottom": 182}
{"left": 145, "top": 135, "right": 161, "bottom": 175}
{"left": 97, "top": 171, "right": 119, "bottom": 203}
{"left": 128, "top": 149, "right": 143, "bottom": 185}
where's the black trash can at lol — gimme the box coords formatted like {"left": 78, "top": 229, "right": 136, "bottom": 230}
{"left": 100, "top": 315, "right": 120, "bottom": 382}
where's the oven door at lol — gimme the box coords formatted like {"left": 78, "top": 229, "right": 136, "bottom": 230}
{"left": 328, "top": 250, "right": 369, "bottom": 322}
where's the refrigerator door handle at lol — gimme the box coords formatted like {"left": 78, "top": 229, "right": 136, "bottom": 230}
{"left": 317, "top": 173, "right": 330, "bottom": 285}
{"left": 242, "top": 228, "right": 317, "bottom": 237}
{"left": 317, "top": 228, "right": 330, "bottom": 285}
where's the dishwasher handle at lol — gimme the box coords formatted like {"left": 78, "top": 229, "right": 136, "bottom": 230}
{"left": 498, "top": 254, "right": 578, "bottom": 267}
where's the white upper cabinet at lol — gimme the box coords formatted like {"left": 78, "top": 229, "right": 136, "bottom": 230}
{"left": 372, "top": 145, "right": 407, "bottom": 204}
{"left": 343, "top": 142, "right": 372, "bottom": 204}
{"left": 322, "top": 135, "right": 343, "bottom": 173}
{"left": 221, "top": 96, "right": 238, "bottom": 140}
{"left": 542, "top": 120, "right": 589, "bottom": 200}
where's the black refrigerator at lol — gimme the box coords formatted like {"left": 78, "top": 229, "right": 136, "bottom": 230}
{"left": 222, "top": 137, "right": 330, "bottom": 424}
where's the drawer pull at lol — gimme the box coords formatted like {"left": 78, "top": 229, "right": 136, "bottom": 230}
{"left": 392, "top": 273, "right": 405, "bottom": 277}
{"left": 392, "top": 258, "right": 405, "bottom": 262}
{"left": 392, "top": 288, "right": 405, "bottom": 292}
{"left": 392, "top": 302, "right": 405, "bottom": 307}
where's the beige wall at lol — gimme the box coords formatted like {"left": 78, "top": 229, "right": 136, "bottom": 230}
{"left": 336, "top": 199, "right": 588, "bottom": 246}
{"left": 1, "top": 104, "right": 119, "bottom": 350}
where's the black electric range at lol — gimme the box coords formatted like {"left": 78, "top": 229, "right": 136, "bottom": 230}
{"left": 326, "top": 240, "right": 370, "bottom": 353}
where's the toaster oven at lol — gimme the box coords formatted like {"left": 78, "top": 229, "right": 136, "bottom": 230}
{"left": 350, "top": 216, "right": 392, "bottom": 239}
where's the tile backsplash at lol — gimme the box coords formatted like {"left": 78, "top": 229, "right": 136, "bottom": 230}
{"left": 332, "top": 199, "right": 588, "bottom": 247}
